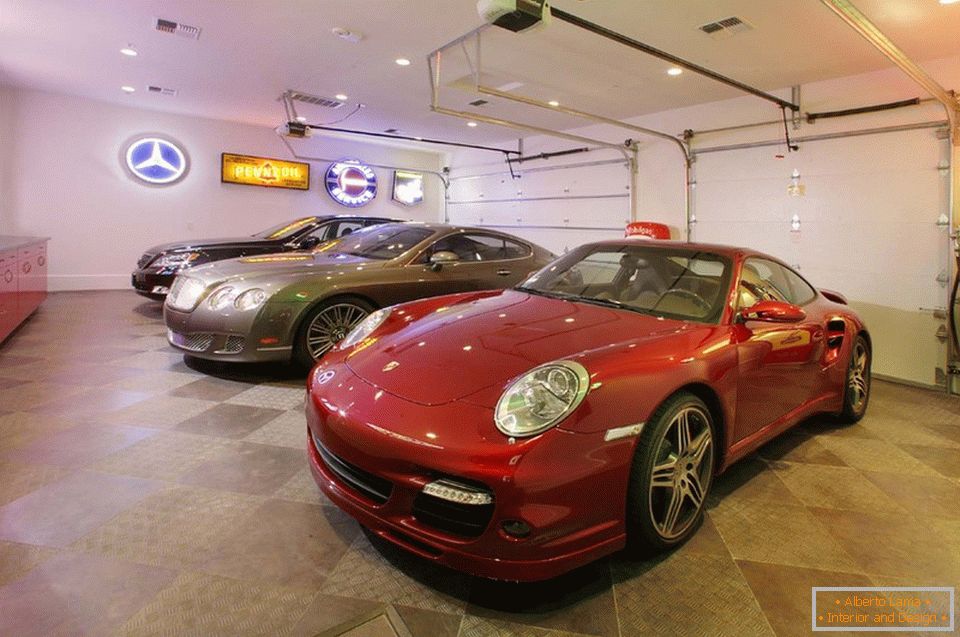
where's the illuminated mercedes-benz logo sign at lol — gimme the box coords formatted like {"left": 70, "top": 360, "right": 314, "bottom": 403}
{"left": 125, "top": 137, "right": 188, "bottom": 184}
{"left": 325, "top": 160, "right": 377, "bottom": 207}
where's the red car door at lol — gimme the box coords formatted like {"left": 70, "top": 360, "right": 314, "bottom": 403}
{"left": 732, "top": 258, "right": 825, "bottom": 440}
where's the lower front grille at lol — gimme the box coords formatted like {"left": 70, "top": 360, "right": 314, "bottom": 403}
{"left": 217, "top": 335, "right": 245, "bottom": 354}
{"left": 413, "top": 481, "right": 495, "bottom": 538}
{"left": 168, "top": 329, "right": 214, "bottom": 352}
{"left": 313, "top": 432, "right": 393, "bottom": 504}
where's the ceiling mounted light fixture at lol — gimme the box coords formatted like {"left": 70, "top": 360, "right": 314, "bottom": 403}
{"left": 548, "top": 100, "right": 560, "bottom": 106}
{"left": 467, "top": 121, "right": 478, "bottom": 127}
{"left": 295, "top": 116, "right": 307, "bottom": 122}
{"left": 667, "top": 67, "right": 683, "bottom": 76}
{"left": 939, "top": 0, "right": 960, "bottom": 5}
{"left": 335, "top": 93, "right": 348, "bottom": 101}
{"left": 121, "top": 85, "right": 136, "bottom": 93}
{"left": 120, "top": 45, "right": 138, "bottom": 57}
{"left": 395, "top": 57, "right": 411, "bottom": 66}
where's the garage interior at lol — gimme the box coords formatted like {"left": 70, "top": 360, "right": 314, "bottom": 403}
{"left": 1, "top": 1, "right": 959, "bottom": 636}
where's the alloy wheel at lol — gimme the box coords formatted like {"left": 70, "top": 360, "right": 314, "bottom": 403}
{"left": 648, "top": 405, "right": 713, "bottom": 540}
{"left": 306, "top": 303, "right": 369, "bottom": 360}
{"left": 848, "top": 340, "right": 870, "bottom": 411}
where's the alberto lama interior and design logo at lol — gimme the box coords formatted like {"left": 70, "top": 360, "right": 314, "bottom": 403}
{"left": 125, "top": 137, "right": 188, "bottom": 185}
{"left": 325, "top": 159, "right": 377, "bottom": 207}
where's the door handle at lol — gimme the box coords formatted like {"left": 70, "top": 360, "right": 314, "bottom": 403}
{"left": 496, "top": 269, "right": 512, "bottom": 276}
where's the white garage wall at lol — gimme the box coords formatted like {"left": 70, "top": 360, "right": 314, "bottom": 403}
{"left": 0, "top": 88, "right": 446, "bottom": 291}
{"left": 447, "top": 54, "right": 960, "bottom": 386}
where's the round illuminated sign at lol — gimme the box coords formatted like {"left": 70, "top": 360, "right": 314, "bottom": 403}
{"left": 325, "top": 160, "right": 377, "bottom": 207}
{"left": 125, "top": 137, "right": 188, "bottom": 184}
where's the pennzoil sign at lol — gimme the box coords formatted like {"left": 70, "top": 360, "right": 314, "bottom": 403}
{"left": 221, "top": 153, "right": 310, "bottom": 190}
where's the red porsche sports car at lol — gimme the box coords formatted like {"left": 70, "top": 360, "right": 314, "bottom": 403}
{"left": 306, "top": 240, "right": 870, "bottom": 581}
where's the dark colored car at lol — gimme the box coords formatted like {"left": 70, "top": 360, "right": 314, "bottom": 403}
{"left": 132, "top": 215, "right": 396, "bottom": 300}
{"left": 163, "top": 222, "right": 556, "bottom": 366}
{"left": 306, "top": 240, "right": 870, "bottom": 581}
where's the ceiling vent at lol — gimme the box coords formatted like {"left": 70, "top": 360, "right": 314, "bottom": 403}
{"left": 468, "top": 99, "right": 489, "bottom": 107}
{"left": 147, "top": 85, "right": 178, "bottom": 96}
{"left": 287, "top": 90, "right": 344, "bottom": 109}
{"left": 154, "top": 18, "right": 202, "bottom": 40}
{"left": 384, "top": 128, "right": 399, "bottom": 133}
{"left": 698, "top": 16, "right": 753, "bottom": 39}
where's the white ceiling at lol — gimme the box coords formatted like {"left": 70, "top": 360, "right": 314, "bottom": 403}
{"left": 2, "top": 0, "right": 959, "bottom": 145}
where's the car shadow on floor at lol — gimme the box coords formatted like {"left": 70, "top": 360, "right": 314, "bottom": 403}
{"left": 132, "top": 301, "right": 164, "bottom": 320}
{"left": 182, "top": 355, "right": 307, "bottom": 385}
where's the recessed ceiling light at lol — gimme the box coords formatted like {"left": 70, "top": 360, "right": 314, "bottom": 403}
{"left": 295, "top": 116, "right": 307, "bottom": 122}
{"left": 395, "top": 57, "right": 411, "bottom": 66}
{"left": 548, "top": 100, "right": 560, "bottom": 107}
{"left": 414, "top": 136, "right": 423, "bottom": 141}
{"left": 120, "top": 45, "right": 138, "bottom": 57}
{"left": 467, "top": 121, "right": 478, "bottom": 127}
{"left": 121, "top": 85, "right": 136, "bottom": 93}
{"left": 667, "top": 67, "right": 683, "bottom": 76}
{"left": 335, "top": 93, "right": 348, "bottom": 101}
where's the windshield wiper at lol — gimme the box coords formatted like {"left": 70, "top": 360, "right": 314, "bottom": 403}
{"left": 516, "top": 286, "right": 578, "bottom": 300}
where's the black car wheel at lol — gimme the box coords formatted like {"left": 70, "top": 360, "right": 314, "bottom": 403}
{"left": 627, "top": 391, "right": 714, "bottom": 552}
{"left": 839, "top": 334, "right": 871, "bottom": 422}
{"left": 294, "top": 298, "right": 375, "bottom": 367}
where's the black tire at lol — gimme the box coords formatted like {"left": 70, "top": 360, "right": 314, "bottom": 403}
{"left": 839, "top": 334, "right": 870, "bottom": 423}
{"left": 626, "top": 391, "right": 715, "bottom": 553}
{"left": 293, "top": 297, "right": 375, "bottom": 368}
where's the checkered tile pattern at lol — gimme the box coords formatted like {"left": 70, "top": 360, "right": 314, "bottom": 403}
{"left": 0, "top": 291, "right": 958, "bottom": 636}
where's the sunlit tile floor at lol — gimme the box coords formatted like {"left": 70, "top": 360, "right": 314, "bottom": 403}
{"left": 0, "top": 291, "right": 958, "bottom": 636}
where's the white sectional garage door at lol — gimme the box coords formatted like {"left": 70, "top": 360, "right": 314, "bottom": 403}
{"left": 691, "top": 128, "right": 950, "bottom": 387}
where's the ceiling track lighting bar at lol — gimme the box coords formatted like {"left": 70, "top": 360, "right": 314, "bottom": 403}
{"left": 549, "top": 7, "right": 799, "bottom": 112}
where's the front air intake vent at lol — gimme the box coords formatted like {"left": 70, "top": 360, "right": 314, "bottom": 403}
{"left": 154, "top": 18, "right": 202, "bottom": 40}
{"left": 287, "top": 90, "right": 344, "bottom": 109}
{"left": 148, "top": 86, "right": 178, "bottom": 96}
{"left": 698, "top": 16, "right": 753, "bottom": 39}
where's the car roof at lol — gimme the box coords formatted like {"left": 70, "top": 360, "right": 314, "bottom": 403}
{"left": 582, "top": 238, "right": 775, "bottom": 261}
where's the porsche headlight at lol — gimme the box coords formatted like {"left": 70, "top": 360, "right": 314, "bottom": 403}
{"left": 154, "top": 252, "right": 200, "bottom": 268}
{"left": 235, "top": 288, "right": 267, "bottom": 311}
{"left": 339, "top": 308, "right": 391, "bottom": 349}
{"left": 494, "top": 361, "right": 590, "bottom": 437}
{"left": 207, "top": 286, "right": 235, "bottom": 311}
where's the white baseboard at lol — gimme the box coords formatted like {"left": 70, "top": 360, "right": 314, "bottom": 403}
{"left": 49, "top": 274, "right": 131, "bottom": 291}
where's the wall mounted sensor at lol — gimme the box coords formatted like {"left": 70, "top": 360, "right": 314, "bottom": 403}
{"left": 280, "top": 121, "right": 312, "bottom": 138}
{"left": 477, "top": 0, "right": 550, "bottom": 33}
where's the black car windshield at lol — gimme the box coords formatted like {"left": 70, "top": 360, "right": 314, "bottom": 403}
{"left": 518, "top": 243, "right": 733, "bottom": 323}
{"left": 252, "top": 217, "right": 320, "bottom": 240}
{"left": 323, "top": 225, "right": 434, "bottom": 261}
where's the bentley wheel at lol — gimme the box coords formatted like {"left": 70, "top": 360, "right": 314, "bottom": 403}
{"left": 840, "top": 335, "right": 870, "bottom": 422}
{"left": 627, "top": 392, "right": 714, "bottom": 551}
{"left": 294, "top": 298, "right": 374, "bottom": 367}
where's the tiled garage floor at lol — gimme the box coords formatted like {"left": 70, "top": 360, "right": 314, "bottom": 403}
{"left": 0, "top": 291, "right": 958, "bottom": 636}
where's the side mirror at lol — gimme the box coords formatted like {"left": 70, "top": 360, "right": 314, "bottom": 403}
{"left": 428, "top": 250, "right": 460, "bottom": 272}
{"left": 740, "top": 300, "right": 805, "bottom": 323}
{"left": 298, "top": 236, "right": 322, "bottom": 250}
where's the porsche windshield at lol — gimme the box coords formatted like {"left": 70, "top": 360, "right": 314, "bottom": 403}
{"left": 330, "top": 225, "right": 434, "bottom": 260}
{"left": 253, "top": 217, "right": 319, "bottom": 240}
{"left": 519, "top": 244, "right": 733, "bottom": 323}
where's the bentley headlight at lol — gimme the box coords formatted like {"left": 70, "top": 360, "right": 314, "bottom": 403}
{"left": 167, "top": 276, "right": 207, "bottom": 312}
{"left": 495, "top": 361, "right": 590, "bottom": 437}
{"left": 207, "top": 286, "right": 235, "bottom": 310}
{"left": 235, "top": 288, "right": 267, "bottom": 311}
{"left": 154, "top": 252, "right": 199, "bottom": 268}
{"left": 339, "top": 308, "right": 391, "bottom": 349}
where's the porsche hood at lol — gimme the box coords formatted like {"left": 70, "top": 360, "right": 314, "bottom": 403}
{"left": 344, "top": 289, "right": 692, "bottom": 406}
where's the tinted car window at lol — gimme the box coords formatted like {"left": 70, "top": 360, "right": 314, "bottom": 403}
{"left": 520, "top": 245, "right": 732, "bottom": 323}
{"left": 335, "top": 225, "right": 434, "bottom": 260}
{"left": 738, "top": 258, "right": 815, "bottom": 309}
{"left": 253, "top": 217, "right": 319, "bottom": 239}
{"left": 418, "top": 233, "right": 531, "bottom": 263}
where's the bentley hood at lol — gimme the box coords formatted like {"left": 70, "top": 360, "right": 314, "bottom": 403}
{"left": 185, "top": 252, "right": 385, "bottom": 288}
{"left": 345, "top": 289, "right": 693, "bottom": 406}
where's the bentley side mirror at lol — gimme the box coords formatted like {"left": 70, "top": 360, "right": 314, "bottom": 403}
{"left": 739, "top": 300, "right": 806, "bottom": 323}
{"left": 298, "top": 236, "right": 322, "bottom": 251}
{"left": 428, "top": 251, "right": 460, "bottom": 272}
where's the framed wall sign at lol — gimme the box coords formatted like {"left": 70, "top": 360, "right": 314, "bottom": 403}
{"left": 221, "top": 153, "right": 310, "bottom": 190}
{"left": 324, "top": 159, "right": 377, "bottom": 207}
{"left": 392, "top": 170, "right": 424, "bottom": 206}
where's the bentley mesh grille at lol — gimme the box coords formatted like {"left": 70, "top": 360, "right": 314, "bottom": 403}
{"left": 218, "top": 335, "right": 245, "bottom": 354}
{"left": 168, "top": 330, "right": 214, "bottom": 353}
